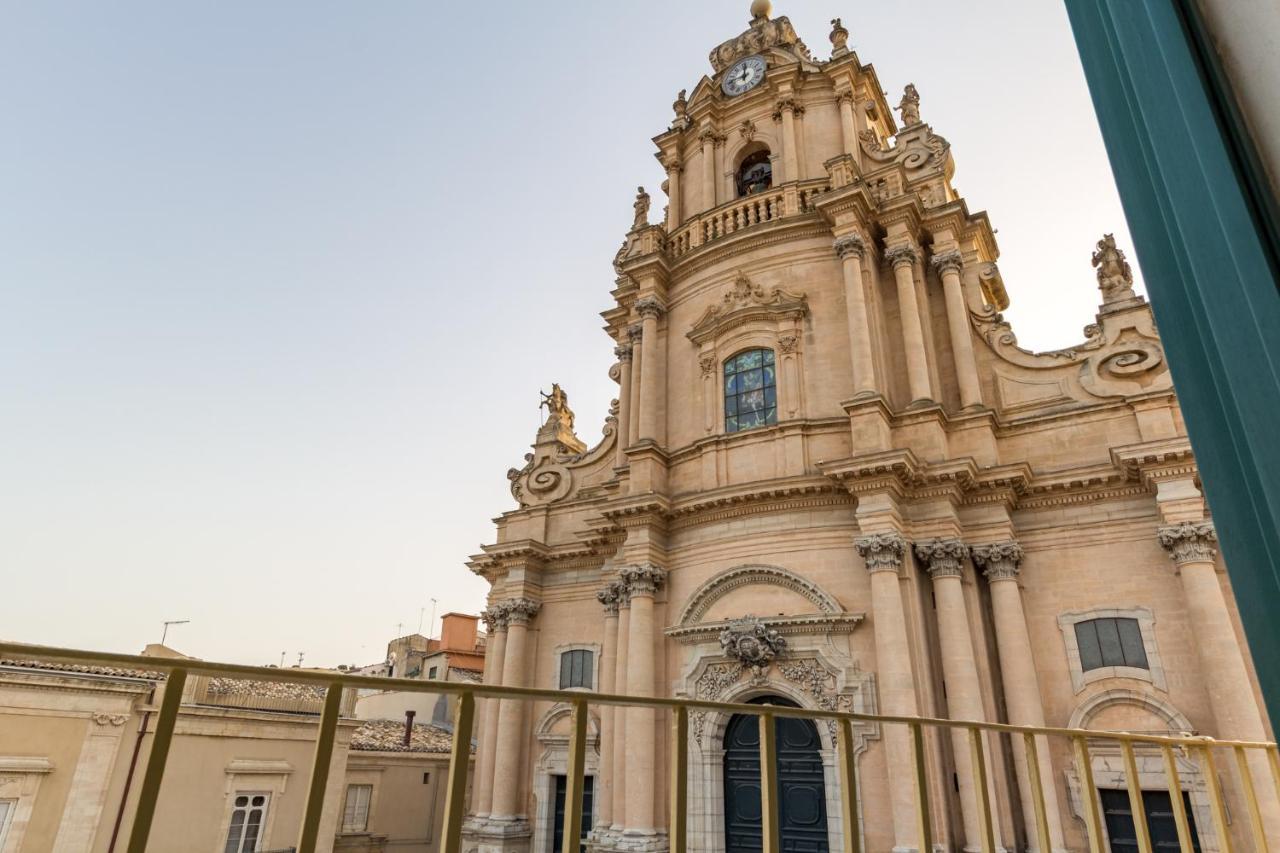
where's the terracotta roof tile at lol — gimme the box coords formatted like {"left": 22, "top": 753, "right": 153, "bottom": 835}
{"left": 350, "top": 719, "right": 465, "bottom": 754}
{"left": 0, "top": 659, "right": 165, "bottom": 681}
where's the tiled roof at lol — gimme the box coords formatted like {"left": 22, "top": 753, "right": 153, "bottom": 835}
{"left": 350, "top": 719, "right": 465, "bottom": 754}
{"left": 449, "top": 667, "right": 483, "bottom": 683}
{"left": 0, "top": 659, "right": 165, "bottom": 681}
{"left": 205, "top": 677, "right": 328, "bottom": 700}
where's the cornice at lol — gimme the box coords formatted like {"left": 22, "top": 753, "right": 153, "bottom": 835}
{"left": 665, "top": 613, "right": 866, "bottom": 644}
{"left": 1109, "top": 438, "right": 1197, "bottom": 486}
{"left": 669, "top": 217, "right": 833, "bottom": 279}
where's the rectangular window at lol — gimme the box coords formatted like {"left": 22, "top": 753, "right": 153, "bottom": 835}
{"left": 559, "top": 649, "right": 594, "bottom": 690}
{"left": 224, "top": 792, "right": 269, "bottom": 853}
{"left": 1075, "top": 618, "right": 1149, "bottom": 672}
{"left": 428, "top": 666, "right": 438, "bottom": 679}
{"left": 342, "top": 784, "right": 372, "bottom": 833}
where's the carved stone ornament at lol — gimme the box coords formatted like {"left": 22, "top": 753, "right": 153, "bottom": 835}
{"left": 503, "top": 598, "right": 541, "bottom": 626}
{"left": 971, "top": 541, "right": 1024, "bottom": 582}
{"left": 829, "top": 18, "right": 849, "bottom": 55}
{"left": 92, "top": 713, "right": 129, "bottom": 727}
{"left": 481, "top": 603, "right": 511, "bottom": 633}
{"left": 719, "top": 616, "right": 787, "bottom": 672}
{"left": 708, "top": 12, "right": 812, "bottom": 74}
{"left": 699, "top": 351, "right": 718, "bottom": 376}
{"left": 898, "top": 83, "right": 922, "bottom": 126}
{"left": 884, "top": 243, "right": 919, "bottom": 269}
{"left": 672, "top": 89, "right": 689, "bottom": 130}
{"left": 777, "top": 333, "right": 799, "bottom": 354}
{"left": 614, "top": 343, "right": 633, "bottom": 363}
{"left": 1092, "top": 233, "right": 1137, "bottom": 305}
{"left": 632, "top": 186, "right": 650, "bottom": 231}
{"left": 930, "top": 250, "right": 964, "bottom": 276}
{"left": 740, "top": 119, "right": 757, "bottom": 142}
{"left": 914, "top": 539, "right": 969, "bottom": 578}
{"left": 635, "top": 296, "right": 666, "bottom": 320}
{"left": 854, "top": 532, "right": 906, "bottom": 574}
{"left": 833, "top": 234, "right": 866, "bottom": 260}
{"left": 508, "top": 381, "right": 617, "bottom": 508}
{"left": 620, "top": 563, "right": 667, "bottom": 596}
{"left": 1157, "top": 521, "right": 1217, "bottom": 566}
{"left": 687, "top": 271, "right": 808, "bottom": 345}
{"left": 596, "top": 581, "right": 624, "bottom": 615}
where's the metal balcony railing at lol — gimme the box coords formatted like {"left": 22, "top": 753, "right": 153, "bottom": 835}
{"left": 2, "top": 640, "right": 1276, "bottom": 853}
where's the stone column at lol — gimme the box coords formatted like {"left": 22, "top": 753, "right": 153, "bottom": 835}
{"left": 665, "top": 159, "right": 682, "bottom": 231}
{"left": 855, "top": 533, "right": 922, "bottom": 851}
{"left": 489, "top": 598, "right": 541, "bottom": 823}
{"left": 931, "top": 251, "right": 982, "bottom": 410}
{"left": 636, "top": 298, "right": 665, "bottom": 444}
{"left": 611, "top": 590, "right": 632, "bottom": 833}
{"left": 700, "top": 129, "right": 718, "bottom": 212}
{"left": 628, "top": 324, "right": 643, "bottom": 448}
{"left": 972, "top": 543, "right": 1065, "bottom": 852}
{"left": 915, "top": 540, "right": 1003, "bottom": 852}
{"left": 837, "top": 91, "right": 858, "bottom": 160}
{"left": 595, "top": 582, "right": 623, "bottom": 833}
{"left": 777, "top": 98, "right": 799, "bottom": 182}
{"left": 474, "top": 605, "right": 509, "bottom": 818}
{"left": 834, "top": 234, "right": 877, "bottom": 397}
{"left": 615, "top": 344, "right": 633, "bottom": 467}
{"left": 621, "top": 564, "right": 667, "bottom": 842}
{"left": 885, "top": 243, "right": 933, "bottom": 405}
{"left": 1158, "top": 522, "right": 1280, "bottom": 837}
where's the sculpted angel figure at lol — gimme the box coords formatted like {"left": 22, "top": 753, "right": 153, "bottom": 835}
{"left": 541, "top": 383, "right": 576, "bottom": 431}
{"left": 898, "top": 83, "right": 921, "bottom": 126}
{"left": 1092, "top": 233, "right": 1136, "bottom": 303}
{"left": 632, "top": 186, "right": 650, "bottom": 230}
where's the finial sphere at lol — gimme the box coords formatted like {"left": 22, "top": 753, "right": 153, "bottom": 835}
{"left": 750, "top": 0, "right": 772, "bottom": 20}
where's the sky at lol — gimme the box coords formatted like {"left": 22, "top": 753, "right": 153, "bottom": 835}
{"left": 0, "top": 1, "right": 1141, "bottom": 668}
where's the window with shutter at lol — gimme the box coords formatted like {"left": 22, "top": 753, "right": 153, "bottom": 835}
{"left": 559, "top": 649, "right": 594, "bottom": 689}
{"left": 1074, "top": 618, "right": 1150, "bottom": 672}
{"left": 342, "top": 784, "right": 372, "bottom": 833}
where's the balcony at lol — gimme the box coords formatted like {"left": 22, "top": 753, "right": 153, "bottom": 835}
{"left": 666, "top": 179, "right": 831, "bottom": 261}
{"left": 0, "top": 640, "right": 1275, "bottom": 853}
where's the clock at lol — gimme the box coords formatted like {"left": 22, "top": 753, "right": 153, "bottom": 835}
{"left": 722, "top": 55, "right": 766, "bottom": 97}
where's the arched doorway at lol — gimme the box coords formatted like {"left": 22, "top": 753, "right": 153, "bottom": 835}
{"left": 723, "top": 696, "right": 829, "bottom": 853}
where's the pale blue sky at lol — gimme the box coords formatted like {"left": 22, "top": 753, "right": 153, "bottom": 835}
{"left": 0, "top": 1, "right": 1138, "bottom": 667}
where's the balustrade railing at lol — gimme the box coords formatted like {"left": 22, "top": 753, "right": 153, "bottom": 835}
{"left": 666, "top": 179, "right": 832, "bottom": 260}
{"left": 2, "top": 640, "right": 1276, "bottom": 853}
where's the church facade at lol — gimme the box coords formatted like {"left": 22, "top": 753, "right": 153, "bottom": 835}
{"left": 462, "top": 5, "right": 1276, "bottom": 853}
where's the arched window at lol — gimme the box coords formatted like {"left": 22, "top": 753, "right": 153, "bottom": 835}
{"left": 736, "top": 150, "right": 773, "bottom": 197}
{"left": 724, "top": 349, "right": 777, "bottom": 433}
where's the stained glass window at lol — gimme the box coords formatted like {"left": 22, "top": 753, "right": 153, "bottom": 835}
{"left": 724, "top": 349, "right": 777, "bottom": 433}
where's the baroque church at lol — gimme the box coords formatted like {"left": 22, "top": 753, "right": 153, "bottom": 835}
{"left": 463, "top": 4, "right": 1277, "bottom": 853}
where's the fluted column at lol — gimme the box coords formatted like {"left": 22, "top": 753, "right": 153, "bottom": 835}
{"left": 489, "top": 598, "right": 541, "bottom": 822}
{"left": 621, "top": 564, "right": 666, "bottom": 837}
{"left": 1159, "top": 522, "right": 1280, "bottom": 837}
{"left": 473, "top": 605, "right": 510, "bottom": 817}
{"left": 931, "top": 251, "right": 982, "bottom": 409}
{"left": 915, "top": 541, "right": 1003, "bottom": 852}
{"left": 699, "top": 130, "right": 718, "bottom": 212}
{"left": 776, "top": 98, "right": 799, "bottom": 181}
{"left": 837, "top": 91, "right": 858, "bottom": 160}
{"left": 834, "top": 235, "right": 877, "bottom": 397}
{"left": 855, "top": 533, "right": 921, "bottom": 850}
{"left": 972, "top": 543, "right": 1065, "bottom": 852}
{"left": 610, "top": 591, "right": 631, "bottom": 833}
{"left": 628, "top": 324, "right": 643, "bottom": 449}
{"left": 665, "top": 159, "right": 682, "bottom": 231}
{"left": 636, "top": 299, "right": 665, "bottom": 444}
{"left": 885, "top": 243, "right": 933, "bottom": 405}
{"left": 615, "top": 344, "right": 633, "bottom": 466}
{"left": 595, "top": 582, "right": 623, "bottom": 833}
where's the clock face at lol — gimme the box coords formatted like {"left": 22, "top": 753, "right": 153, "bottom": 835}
{"left": 722, "top": 56, "right": 766, "bottom": 97}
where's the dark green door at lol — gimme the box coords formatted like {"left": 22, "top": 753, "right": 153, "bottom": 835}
{"left": 1099, "top": 788, "right": 1201, "bottom": 851}
{"left": 723, "top": 696, "right": 829, "bottom": 853}
{"left": 552, "top": 774, "right": 594, "bottom": 853}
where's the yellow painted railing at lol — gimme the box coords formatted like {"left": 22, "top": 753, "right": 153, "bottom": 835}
{"left": 3, "top": 640, "right": 1278, "bottom": 853}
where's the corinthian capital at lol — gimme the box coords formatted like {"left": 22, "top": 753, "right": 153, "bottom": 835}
{"left": 614, "top": 343, "right": 633, "bottom": 362}
{"left": 635, "top": 296, "right": 665, "bottom": 320}
{"left": 930, "top": 250, "right": 964, "bottom": 276}
{"left": 855, "top": 532, "right": 906, "bottom": 574}
{"left": 596, "top": 580, "right": 624, "bottom": 615}
{"left": 481, "top": 604, "right": 510, "bottom": 633}
{"left": 503, "top": 597, "right": 541, "bottom": 626}
{"left": 914, "top": 538, "right": 969, "bottom": 578}
{"left": 628, "top": 323, "right": 643, "bottom": 343}
{"left": 833, "top": 234, "right": 866, "bottom": 260}
{"left": 1157, "top": 521, "right": 1217, "bottom": 566}
{"left": 885, "top": 243, "right": 920, "bottom": 269}
{"left": 971, "top": 541, "right": 1023, "bottom": 582}
{"left": 619, "top": 563, "right": 667, "bottom": 597}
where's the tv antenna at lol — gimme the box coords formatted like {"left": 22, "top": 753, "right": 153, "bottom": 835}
{"left": 429, "top": 599, "right": 438, "bottom": 639}
{"left": 160, "top": 620, "right": 189, "bottom": 645}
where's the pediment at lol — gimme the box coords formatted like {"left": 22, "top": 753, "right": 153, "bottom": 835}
{"left": 687, "top": 272, "right": 807, "bottom": 345}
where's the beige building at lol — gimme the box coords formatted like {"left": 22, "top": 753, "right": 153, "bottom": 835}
{"left": 0, "top": 646, "right": 462, "bottom": 853}
{"left": 463, "top": 4, "right": 1277, "bottom": 853}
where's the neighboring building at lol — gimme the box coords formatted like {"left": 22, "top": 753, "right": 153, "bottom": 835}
{"left": 463, "top": 5, "right": 1278, "bottom": 853}
{"left": 0, "top": 643, "right": 465, "bottom": 853}
{"left": 355, "top": 614, "right": 487, "bottom": 727}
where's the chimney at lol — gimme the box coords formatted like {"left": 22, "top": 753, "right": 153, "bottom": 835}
{"left": 403, "top": 710, "right": 416, "bottom": 747}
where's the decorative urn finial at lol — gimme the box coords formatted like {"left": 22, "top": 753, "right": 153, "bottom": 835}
{"left": 750, "top": 0, "right": 772, "bottom": 21}
{"left": 829, "top": 18, "right": 849, "bottom": 55}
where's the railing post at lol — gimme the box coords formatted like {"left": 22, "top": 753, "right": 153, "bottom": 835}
{"left": 759, "top": 712, "right": 781, "bottom": 853}
{"left": 296, "top": 682, "right": 344, "bottom": 853}
{"left": 561, "top": 698, "right": 589, "bottom": 853}
{"left": 1198, "top": 744, "right": 1234, "bottom": 853}
{"left": 836, "top": 718, "right": 861, "bottom": 853}
{"left": 440, "top": 691, "right": 476, "bottom": 853}
{"left": 1159, "top": 745, "right": 1195, "bottom": 853}
{"left": 1072, "top": 735, "right": 1105, "bottom": 853}
{"left": 908, "top": 722, "right": 933, "bottom": 853}
{"left": 1233, "top": 746, "right": 1269, "bottom": 852}
{"left": 1023, "top": 731, "right": 1053, "bottom": 853}
{"left": 670, "top": 706, "right": 688, "bottom": 853}
{"left": 968, "top": 727, "right": 996, "bottom": 853}
{"left": 1120, "top": 739, "right": 1154, "bottom": 853}
{"left": 126, "top": 667, "right": 187, "bottom": 853}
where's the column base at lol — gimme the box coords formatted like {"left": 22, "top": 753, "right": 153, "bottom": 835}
{"left": 463, "top": 815, "right": 533, "bottom": 853}
{"left": 613, "top": 828, "right": 669, "bottom": 853}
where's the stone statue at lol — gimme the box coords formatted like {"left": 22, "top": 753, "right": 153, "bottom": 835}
{"left": 898, "top": 83, "right": 921, "bottom": 126}
{"left": 632, "top": 186, "right": 650, "bottom": 230}
{"left": 829, "top": 18, "right": 849, "bottom": 54}
{"left": 1092, "top": 233, "right": 1137, "bottom": 304}
{"left": 541, "top": 383, "right": 575, "bottom": 432}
